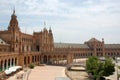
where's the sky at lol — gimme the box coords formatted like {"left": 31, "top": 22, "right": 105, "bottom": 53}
{"left": 0, "top": 0, "right": 120, "bottom": 44}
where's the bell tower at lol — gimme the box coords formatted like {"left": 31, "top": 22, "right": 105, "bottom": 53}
{"left": 8, "top": 9, "right": 21, "bottom": 52}
{"left": 8, "top": 9, "right": 20, "bottom": 31}
{"left": 49, "top": 27, "right": 54, "bottom": 51}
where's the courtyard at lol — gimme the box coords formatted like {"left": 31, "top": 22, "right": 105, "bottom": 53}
{"left": 28, "top": 65, "right": 67, "bottom": 80}
{"left": 6, "top": 65, "right": 68, "bottom": 80}
{"left": 5, "top": 58, "right": 120, "bottom": 80}
{"left": 5, "top": 59, "right": 87, "bottom": 80}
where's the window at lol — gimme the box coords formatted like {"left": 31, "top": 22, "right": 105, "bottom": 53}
{"left": 16, "top": 36, "right": 18, "bottom": 42}
{"left": 22, "top": 46, "right": 24, "bottom": 52}
{"left": 36, "top": 45, "right": 40, "bottom": 51}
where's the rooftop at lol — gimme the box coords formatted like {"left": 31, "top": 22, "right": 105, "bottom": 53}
{"left": 105, "top": 44, "right": 120, "bottom": 48}
{"left": 88, "top": 38, "right": 101, "bottom": 42}
{"left": 54, "top": 43, "right": 89, "bottom": 48}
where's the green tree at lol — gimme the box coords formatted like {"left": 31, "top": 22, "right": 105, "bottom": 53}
{"left": 86, "top": 56, "right": 104, "bottom": 80}
{"left": 103, "top": 57, "right": 115, "bottom": 76}
{"left": 29, "top": 64, "right": 35, "bottom": 69}
{"left": 86, "top": 56, "right": 115, "bottom": 80}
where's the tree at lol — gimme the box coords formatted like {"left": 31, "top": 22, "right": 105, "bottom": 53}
{"left": 86, "top": 56, "right": 104, "bottom": 80}
{"left": 103, "top": 57, "right": 115, "bottom": 76}
{"left": 29, "top": 64, "right": 35, "bottom": 69}
{"left": 86, "top": 56, "right": 115, "bottom": 80}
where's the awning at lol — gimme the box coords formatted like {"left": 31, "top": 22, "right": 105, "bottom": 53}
{"left": 5, "top": 66, "right": 22, "bottom": 75}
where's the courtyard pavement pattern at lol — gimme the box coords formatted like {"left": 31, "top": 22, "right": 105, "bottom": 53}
{"left": 6, "top": 65, "right": 67, "bottom": 80}
{"left": 28, "top": 65, "right": 67, "bottom": 80}
{"left": 6, "top": 58, "right": 119, "bottom": 80}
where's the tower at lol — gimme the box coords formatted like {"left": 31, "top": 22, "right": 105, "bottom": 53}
{"left": 85, "top": 38, "right": 104, "bottom": 57}
{"left": 49, "top": 27, "right": 54, "bottom": 51}
{"left": 8, "top": 9, "right": 20, "bottom": 31}
{"left": 8, "top": 9, "right": 21, "bottom": 52}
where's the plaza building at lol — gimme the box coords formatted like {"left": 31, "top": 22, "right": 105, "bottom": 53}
{"left": 0, "top": 9, "right": 120, "bottom": 72}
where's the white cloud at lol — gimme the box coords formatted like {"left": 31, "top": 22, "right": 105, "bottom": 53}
{"left": 0, "top": 0, "right": 120, "bottom": 43}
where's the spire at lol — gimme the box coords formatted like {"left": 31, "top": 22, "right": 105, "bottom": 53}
{"left": 49, "top": 26, "right": 51, "bottom": 30}
{"left": 43, "top": 21, "right": 47, "bottom": 31}
{"left": 8, "top": 7, "right": 20, "bottom": 31}
{"left": 12, "top": 6, "right": 16, "bottom": 15}
{"left": 44, "top": 21, "right": 46, "bottom": 27}
{"left": 49, "top": 26, "right": 52, "bottom": 33}
{"left": 102, "top": 38, "right": 104, "bottom": 43}
{"left": 13, "top": 8, "right": 15, "bottom": 15}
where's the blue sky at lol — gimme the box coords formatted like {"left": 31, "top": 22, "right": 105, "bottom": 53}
{"left": 0, "top": 0, "right": 120, "bottom": 43}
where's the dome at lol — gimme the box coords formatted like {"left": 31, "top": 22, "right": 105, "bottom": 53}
{"left": 10, "top": 15, "right": 18, "bottom": 26}
{"left": 8, "top": 9, "right": 20, "bottom": 31}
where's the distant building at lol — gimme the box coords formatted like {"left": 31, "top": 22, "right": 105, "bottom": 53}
{"left": 0, "top": 9, "right": 120, "bottom": 72}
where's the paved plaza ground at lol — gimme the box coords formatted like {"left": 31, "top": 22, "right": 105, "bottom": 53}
{"left": 28, "top": 65, "right": 67, "bottom": 80}
{"left": 66, "top": 70, "right": 89, "bottom": 80}
{"left": 7, "top": 65, "right": 67, "bottom": 80}
{"left": 6, "top": 58, "right": 120, "bottom": 80}
{"left": 6, "top": 58, "right": 87, "bottom": 80}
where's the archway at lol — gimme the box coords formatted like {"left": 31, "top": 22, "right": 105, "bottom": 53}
{"left": 48, "top": 55, "right": 52, "bottom": 64}
{"left": 4, "top": 60, "right": 7, "bottom": 69}
{"left": 53, "top": 55, "right": 57, "bottom": 64}
{"left": 15, "top": 58, "right": 17, "bottom": 66}
{"left": 58, "top": 55, "right": 62, "bottom": 65}
{"left": 40, "top": 55, "right": 41, "bottom": 63}
{"left": 36, "top": 45, "right": 40, "bottom": 51}
{"left": 8, "top": 59, "right": 10, "bottom": 68}
{"left": 32, "top": 56, "right": 34, "bottom": 63}
{"left": 63, "top": 55, "right": 67, "bottom": 65}
{"left": 43, "top": 55, "right": 47, "bottom": 63}
{"left": 0, "top": 60, "right": 3, "bottom": 71}
{"left": 12, "top": 58, "right": 14, "bottom": 66}
{"left": 28, "top": 56, "right": 30, "bottom": 64}
{"left": 24, "top": 57, "right": 26, "bottom": 65}
{"left": 35, "top": 56, "right": 37, "bottom": 62}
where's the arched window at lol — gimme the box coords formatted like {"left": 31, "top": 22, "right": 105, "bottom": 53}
{"left": 24, "top": 57, "right": 26, "bottom": 65}
{"left": 32, "top": 56, "right": 34, "bottom": 63}
{"left": 28, "top": 56, "right": 30, "bottom": 64}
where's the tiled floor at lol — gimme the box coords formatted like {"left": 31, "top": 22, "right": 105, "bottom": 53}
{"left": 7, "top": 65, "right": 67, "bottom": 80}
{"left": 28, "top": 66, "right": 67, "bottom": 80}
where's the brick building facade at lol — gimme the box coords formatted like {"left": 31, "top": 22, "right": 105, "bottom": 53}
{"left": 0, "top": 10, "right": 120, "bottom": 72}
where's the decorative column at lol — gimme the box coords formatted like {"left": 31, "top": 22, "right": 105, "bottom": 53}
{"left": 10, "top": 59, "right": 12, "bottom": 67}
{"left": 6, "top": 60, "right": 8, "bottom": 69}
{"left": 2, "top": 63, "right": 4, "bottom": 71}
{"left": 13, "top": 58, "right": 15, "bottom": 66}
{"left": 46, "top": 56, "right": 48, "bottom": 64}
{"left": 0, "top": 61, "right": 1, "bottom": 71}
